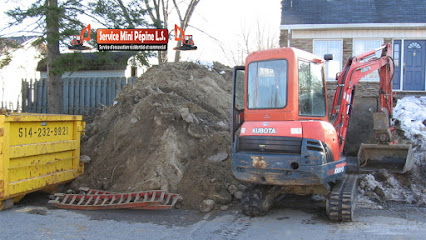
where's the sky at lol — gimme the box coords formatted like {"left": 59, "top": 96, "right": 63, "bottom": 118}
{"left": 0, "top": 0, "right": 282, "bottom": 66}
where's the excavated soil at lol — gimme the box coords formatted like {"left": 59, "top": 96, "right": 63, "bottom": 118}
{"left": 73, "top": 63, "right": 425, "bottom": 211}
{"left": 73, "top": 62, "right": 241, "bottom": 209}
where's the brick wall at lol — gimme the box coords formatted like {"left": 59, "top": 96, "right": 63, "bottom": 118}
{"left": 343, "top": 38, "right": 353, "bottom": 65}
{"left": 384, "top": 38, "right": 392, "bottom": 45}
{"left": 289, "top": 39, "right": 312, "bottom": 52}
{"left": 280, "top": 30, "right": 289, "bottom": 47}
{"left": 327, "top": 81, "right": 380, "bottom": 98}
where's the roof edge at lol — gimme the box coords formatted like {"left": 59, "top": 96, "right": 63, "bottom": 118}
{"left": 280, "top": 23, "right": 426, "bottom": 30}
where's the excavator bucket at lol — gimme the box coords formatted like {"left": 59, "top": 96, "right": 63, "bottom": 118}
{"left": 357, "top": 143, "right": 415, "bottom": 173}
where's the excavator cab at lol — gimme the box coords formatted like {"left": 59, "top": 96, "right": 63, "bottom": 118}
{"left": 231, "top": 49, "right": 344, "bottom": 187}
{"left": 183, "top": 35, "right": 194, "bottom": 46}
{"left": 71, "top": 35, "right": 82, "bottom": 46}
{"left": 174, "top": 35, "right": 197, "bottom": 51}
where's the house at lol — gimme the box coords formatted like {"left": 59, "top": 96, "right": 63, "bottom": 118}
{"left": 36, "top": 52, "right": 144, "bottom": 78}
{"left": 0, "top": 37, "right": 43, "bottom": 110}
{"left": 280, "top": 0, "right": 426, "bottom": 92}
{"left": 279, "top": 0, "right": 426, "bottom": 154}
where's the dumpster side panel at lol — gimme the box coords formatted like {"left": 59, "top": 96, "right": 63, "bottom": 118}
{"left": 0, "top": 115, "right": 7, "bottom": 199}
{"left": 0, "top": 114, "right": 84, "bottom": 202}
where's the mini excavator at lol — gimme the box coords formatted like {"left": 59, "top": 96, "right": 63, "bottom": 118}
{"left": 231, "top": 43, "right": 414, "bottom": 221}
{"left": 173, "top": 25, "right": 197, "bottom": 51}
{"left": 68, "top": 24, "right": 92, "bottom": 51}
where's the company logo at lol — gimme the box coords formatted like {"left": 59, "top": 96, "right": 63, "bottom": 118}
{"left": 96, "top": 28, "right": 168, "bottom": 51}
{"left": 252, "top": 128, "right": 276, "bottom": 134}
{"left": 68, "top": 24, "right": 92, "bottom": 51}
{"left": 173, "top": 24, "right": 197, "bottom": 51}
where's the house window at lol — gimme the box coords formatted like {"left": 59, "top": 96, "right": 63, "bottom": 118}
{"left": 353, "top": 39, "right": 383, "bottom": 81}
{"left": 313, "top": 40, "right": 343, "bottom": 80}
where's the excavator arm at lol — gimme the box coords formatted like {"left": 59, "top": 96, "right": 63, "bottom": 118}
{"left": 330, "top": 43, "right": 394, "bottom": 153}
{"left": 330, "top": 43, "right": 413, "bottom": 173}
{"left": 80, "top": 24, "right": 91, "bottom": 44}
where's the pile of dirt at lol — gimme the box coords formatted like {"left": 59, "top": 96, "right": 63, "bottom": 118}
{"left": 73, "top": 62, "right": 243, "bottom": 210}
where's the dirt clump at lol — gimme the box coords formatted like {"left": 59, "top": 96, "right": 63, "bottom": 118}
{"left": 73, "top": 62, "right": 241, "bottom": 210}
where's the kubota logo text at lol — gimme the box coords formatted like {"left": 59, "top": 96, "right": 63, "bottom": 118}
{"left": 252, "top": 128, "right": 276, "bottom": 134}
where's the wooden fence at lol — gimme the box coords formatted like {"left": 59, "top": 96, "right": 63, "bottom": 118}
{"left": 21, "top": 77, "right": 136, "bottom": 114}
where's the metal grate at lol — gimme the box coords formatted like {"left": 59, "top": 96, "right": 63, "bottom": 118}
{"left": 238, "top": 136, "right": 302, "bottom": 154}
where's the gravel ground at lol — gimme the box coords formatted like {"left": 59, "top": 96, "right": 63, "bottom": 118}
{"left": 0, "top": 193, "right": 425, "bottom": 240}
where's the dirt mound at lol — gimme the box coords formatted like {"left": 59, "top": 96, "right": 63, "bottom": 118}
{"left": 73, "top": 62, "right": 241, "bottom": 209}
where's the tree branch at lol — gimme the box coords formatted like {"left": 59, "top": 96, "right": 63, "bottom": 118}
{"left": 172, "top": 0, "right": 183, "bottom": 22}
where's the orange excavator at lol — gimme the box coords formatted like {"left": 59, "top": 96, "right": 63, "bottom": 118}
{"left": 173, "top": 25, "right": 197, "bottom": 51}
{"left": 231, "top": 43, "right": 414, "bottom": 221}
{"left": 68, "top": 24, "right": 92, "bottom": 51}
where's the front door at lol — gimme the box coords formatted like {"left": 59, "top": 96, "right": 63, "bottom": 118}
{"left": 404, "top": 40, "right": 426, "bottom": 91}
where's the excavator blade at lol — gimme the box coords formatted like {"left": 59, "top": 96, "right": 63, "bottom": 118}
{"left": 357, "top": 143, "right": 415, "bottom": 173}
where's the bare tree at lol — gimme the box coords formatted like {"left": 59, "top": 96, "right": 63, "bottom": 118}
{"left": 172, "top": 0, "right": 200, "bottom": 62}
{"left": 144, "top": 0, "right": 169, "bottom": 64}
{"left": 226, "top": 20, "right": 279, "bottom": 66}
{"left": 143, "top": 0, "right": 201, "bottom": 64}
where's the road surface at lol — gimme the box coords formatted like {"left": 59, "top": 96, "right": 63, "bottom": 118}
{"left": 0, "top": 193, "right": 424, "bottom": 240}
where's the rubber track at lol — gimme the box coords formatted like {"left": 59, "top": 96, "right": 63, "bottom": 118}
{"left": 328, "top": 174, "right": 358, "bottom": 222}
{"left": 241, "top": 186, "right": 265, "bottom": 217}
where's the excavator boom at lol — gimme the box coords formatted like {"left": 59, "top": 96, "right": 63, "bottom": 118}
{"left": 329, "top": 43, "right": 413, "bottom": 173}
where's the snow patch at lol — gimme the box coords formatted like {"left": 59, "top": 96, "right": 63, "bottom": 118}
{"left": 191, "top": 60, "right": 213, "bottom": 71}
{"left": 393, "top": 96, "right": 426, "bottom": 165}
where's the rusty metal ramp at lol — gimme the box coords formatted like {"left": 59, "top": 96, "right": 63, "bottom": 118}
{"left": 357, "top": 143, "right": 414, "bottom": 174}
{"left": 49, "top": 188, "right": 180, "bottom": 210}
